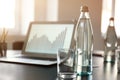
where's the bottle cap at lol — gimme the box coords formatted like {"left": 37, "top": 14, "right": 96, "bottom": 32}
{"left": 110, "top": 17, "right": 114, "bottom": 21}
{"left": 80, "top": 6, "right": 89, "bottom": 12}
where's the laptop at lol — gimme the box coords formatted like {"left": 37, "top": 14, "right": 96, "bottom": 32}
{"left": 0, "top": 21, "right": 76, "bottom": 65}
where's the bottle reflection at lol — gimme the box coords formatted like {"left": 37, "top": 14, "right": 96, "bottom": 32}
{"left": 56, "top": 75, "right": 92, "bottom": 80}
{"left": 104, "top": 17, "right": 118, "bottom": 62}
{"left": 77, "top": 75, "right": 92, "bottom": 80}
{"left": 104, "top": 62, "right": 117, "bottom": 80}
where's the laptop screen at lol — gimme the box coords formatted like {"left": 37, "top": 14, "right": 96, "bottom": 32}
{"left": 22, "top": 21, "right": 75, "bottom": 58}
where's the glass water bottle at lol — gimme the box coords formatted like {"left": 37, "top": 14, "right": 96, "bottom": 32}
{"left": 75, "top": 6, "right": 94, "bottom": 75}
{"left": 104, "top": 17, "right": 118, "bottom": 62}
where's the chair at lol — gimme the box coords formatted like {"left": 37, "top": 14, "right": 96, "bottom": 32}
{"left": 12, "top": 41, "right": 24, "bottom": 50}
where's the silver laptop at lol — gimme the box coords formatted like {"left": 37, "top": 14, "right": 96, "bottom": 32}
{"left": 0, "top": 21, "right": 76, "bottom": 65}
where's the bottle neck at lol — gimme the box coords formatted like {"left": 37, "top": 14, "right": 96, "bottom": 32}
{"left": 80, "top": 12, "right": 90, "bottom": 19}
{"left": 109, "top": 20, "right": 114, "bottom": 27}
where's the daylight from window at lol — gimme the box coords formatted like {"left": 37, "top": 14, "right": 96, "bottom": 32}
{"left": 0, "top": 0, "right": 15, "bottom": 28}
{"left": 0, "top": 0, "right": 34, "bottom": 35}
{"left": 101, "top": 0, "right": 112, "bottom": 38}
{"left": 115, "top": 0, "right": 120, "bottom": 37}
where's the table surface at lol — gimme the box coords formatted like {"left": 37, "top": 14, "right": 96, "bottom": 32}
{"left": 0, "top": 50, "right": 119, "bottom": 80}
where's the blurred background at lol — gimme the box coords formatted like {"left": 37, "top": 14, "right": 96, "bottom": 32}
{"left": 0, "top": 0, "right": 120, "bottom": 50}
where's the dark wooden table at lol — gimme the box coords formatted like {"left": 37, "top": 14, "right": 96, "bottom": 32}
{"left": 0, "top": 51, "right": 119, "bottom": 80}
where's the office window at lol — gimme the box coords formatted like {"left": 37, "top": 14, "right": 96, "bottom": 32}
{"left": 0, "top": 0, "right": 15, "bottom": 28}
{"left": 115, "top": 0, "right": 120, "bottom": 37}
{"left": 0, "top": 0, "right": 59, "bottom": 35}
{"left": 21, "top": 0, "right": 34, "bottom": 35}
{"left": 101, "top": 0, "right": 120, "bottom": 38}
{"left": 101, "top": 0, "right": 113, "bottom": 38}
{"left": 0, "top": 0, "right": 34, "bottom": 35}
